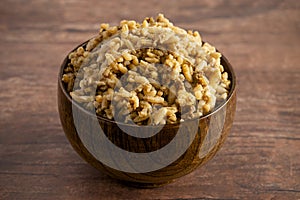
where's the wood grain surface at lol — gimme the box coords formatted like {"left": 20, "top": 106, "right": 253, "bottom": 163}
{"left": 0, "top": 0, "right": 299, "bottom": 199}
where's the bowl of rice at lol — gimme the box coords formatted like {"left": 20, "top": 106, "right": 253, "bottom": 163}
{"left": 58, "top": 14, "right": 236, "bottom": 187}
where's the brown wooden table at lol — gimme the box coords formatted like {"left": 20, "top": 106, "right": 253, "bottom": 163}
{"left": 1, "top": 0, "right": 299, "bottom": 199}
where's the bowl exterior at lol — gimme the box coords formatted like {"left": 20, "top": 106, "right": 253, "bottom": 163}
{"left": 58, "top": 44, "right": 236, "bottom": 187}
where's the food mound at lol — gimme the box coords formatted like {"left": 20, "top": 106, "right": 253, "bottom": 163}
{"left": 62, "top": 14, "right": 230, "bottom": 125}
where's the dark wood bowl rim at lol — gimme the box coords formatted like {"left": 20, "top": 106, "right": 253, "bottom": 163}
{"left": 58, "top": 39, "right": 236, "bottom": 127}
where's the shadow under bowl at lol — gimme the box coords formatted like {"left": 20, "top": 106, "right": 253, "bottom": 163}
{"left": 57, "top": 41, "right": 237, "bottom": 188}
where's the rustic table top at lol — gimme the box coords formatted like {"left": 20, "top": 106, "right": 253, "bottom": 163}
{"left": 0, "top": 0, "right": 299, "bottom": 199}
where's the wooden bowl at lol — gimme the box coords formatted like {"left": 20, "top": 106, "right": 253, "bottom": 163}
{"left": 57, "top": 41, "right": 236, "bottom": 188}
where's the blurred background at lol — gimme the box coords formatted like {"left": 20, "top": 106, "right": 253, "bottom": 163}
{"left": 0, "top": 0, "right": 299, "bottom": 199}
